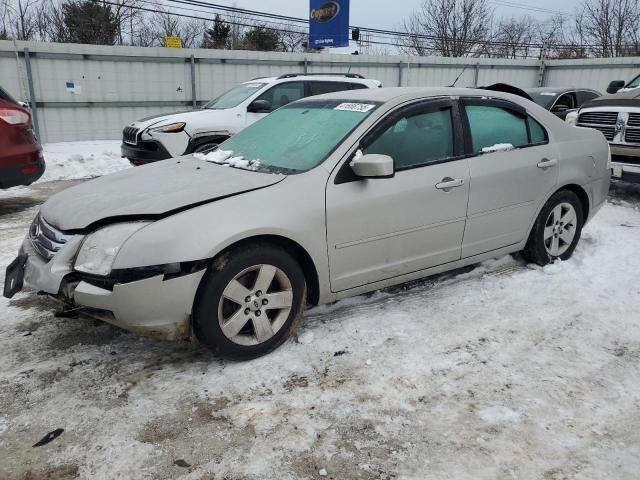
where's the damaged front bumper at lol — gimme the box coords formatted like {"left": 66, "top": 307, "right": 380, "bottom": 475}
{"left": 10, "top": 236, "right": 205, "bottom": 341}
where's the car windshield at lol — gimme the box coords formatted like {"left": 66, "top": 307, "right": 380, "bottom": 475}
{"left": 526, "top": 90, "right": 559, "bottom": 110}
{"left": 203, "top": 82, "right": 267, "bottom": 109}
{"left": 211, "top": 99, "right": 380, "bottom": 173}
{"left": 626, "top": 74, "right": 640, "bottom": 89}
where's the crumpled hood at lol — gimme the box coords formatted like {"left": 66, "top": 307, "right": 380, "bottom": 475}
{"left": 40, "top": 156, "right": 285, "bottom": 231}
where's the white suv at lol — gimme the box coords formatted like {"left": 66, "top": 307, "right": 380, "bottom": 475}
{"left": 121, "top": 73, "right": 381, "bottom": 165}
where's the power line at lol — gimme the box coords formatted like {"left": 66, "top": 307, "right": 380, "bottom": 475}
{"left": 489, "top": 0, "right": 570, "bottom": 16}
{"left": 51, "top": 0, "right": 637, "bottom": 57}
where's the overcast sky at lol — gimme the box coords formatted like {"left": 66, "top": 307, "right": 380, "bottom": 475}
{"left": 209, "top": 0, "right": 583, "bottom": 30}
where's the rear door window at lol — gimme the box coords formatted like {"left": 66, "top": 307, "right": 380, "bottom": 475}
{"left": 307, "top": 81, "right": 352, "bottom": 96}
{"left": 577, "top": 90, "right": 600, "bottom": 105}
{"left": 465, "top": 105, "right": 529, "bottom": 153}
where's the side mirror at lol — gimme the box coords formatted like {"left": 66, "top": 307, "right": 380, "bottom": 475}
{"left": 551, "top": 104, "right": 569, "bottom": 113}
{"left": 607, "top": 80, "right": 625, "bottom": 94}
{"left": 247, "top": 99, "right": 272, "bottom": 113}
{"left": 350, "top": 153, "right": 395, "bottom": 179}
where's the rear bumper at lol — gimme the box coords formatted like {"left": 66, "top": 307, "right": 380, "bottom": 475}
{"left": 19, "top": 236, "right": 204, "bottom": 340}
{"left": 611, "top": 161, "right": 640, "bottom": 184}
{"left": 0, "top": 151, "right": 45, "bottom": 188}
{"left": 610, "top": 145, "right": 640, "bottom": 159}
{"left": 121, "top": 141, "right": 172, "bottom": 166}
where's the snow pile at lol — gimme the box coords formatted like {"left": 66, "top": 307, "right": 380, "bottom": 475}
{"left": 482, "top": 143, "right": 515, "bottom": 153}
{"left": 194, "top": 149, "right": 261, "bottom": 171}
{"left": 41, "top": 141, "right": 131, "bottom": 181}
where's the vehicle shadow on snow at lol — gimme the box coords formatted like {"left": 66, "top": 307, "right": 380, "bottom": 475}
{"left": 0, "top": 196, "right": 42, "bottom": 217}
{"left": 609, "top": 179, "right": 640, "bottom": 206}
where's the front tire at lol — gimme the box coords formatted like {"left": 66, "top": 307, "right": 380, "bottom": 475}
{"left": 193, "top": 142, "right": 219, "bottom": 154}
{"left": 522, "top": 190, "right": 584, "bottom": 266}
{"left": 193, "top": 244, "right": 306, "bottom": 360}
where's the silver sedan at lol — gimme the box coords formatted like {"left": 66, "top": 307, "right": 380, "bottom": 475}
{"left": 5, "top": 87, "right": 611, "bottom": 359}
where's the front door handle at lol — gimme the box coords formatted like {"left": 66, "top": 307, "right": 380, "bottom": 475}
{"left": 537, "top": 158, "right": 558, "bottom": 169}
{"left": 435, "top": 177, "right": 465, "bottom": 192}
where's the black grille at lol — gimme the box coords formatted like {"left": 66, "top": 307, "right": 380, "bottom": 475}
{"left": 625, "top": 128, "right": 640, "bottom": 144}
{"left": 29, "top": 214, "right": 71, "bottom": 260}
{"left": 577, "top": 111, "right": 619, "bottom": 125}
{"left": 628, "top": 113, "right": 640, "bottom": 127}
{"left": 122, "top": 126, "right": 139, "bottom": 145}
{"left": 588, "top": 125, "right": 616, "bottom": 141}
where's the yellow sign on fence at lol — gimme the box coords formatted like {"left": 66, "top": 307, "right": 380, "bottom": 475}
{"left": 165, "top": 36, "right": 182, "bottom": 48}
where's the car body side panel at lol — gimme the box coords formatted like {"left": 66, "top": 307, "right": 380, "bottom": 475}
{"left": 111, "top": 168, "right": 333, "bottom": 299}
{"left": 462, "top": 142, "right": 559, "bottom": 258}
{"left": 326, "top": 161, "right": 470, "bottom": 292}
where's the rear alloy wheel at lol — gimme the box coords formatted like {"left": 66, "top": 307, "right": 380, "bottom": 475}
{"left": 543, "top": 202, "right": 578, "bottom": 257}
{"left": 194, "top": 244, "right": 306, "bottom": 360}
{"left": 522, "top": 190, "right": 584, "bottom": 266}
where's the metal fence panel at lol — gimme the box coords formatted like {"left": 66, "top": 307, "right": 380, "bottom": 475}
{"left": 2, "top": 40, "right": 640, "bottom": 144}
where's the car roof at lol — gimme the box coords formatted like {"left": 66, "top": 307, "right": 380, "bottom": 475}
{"left": 295, "top": 86, "right": 537, "bottom": 104}
{"left": 525, "top": 87, "right": 598, "bottom": 94}
{"left": 245, "top": 75, "right": 375, "bottom": 84}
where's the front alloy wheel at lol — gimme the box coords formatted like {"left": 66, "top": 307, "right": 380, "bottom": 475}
{"left": 218, "top": 264, "right": 293, "bottom": 346}
{"left": 194, "top": 244, "right": 306, "bottom": 360}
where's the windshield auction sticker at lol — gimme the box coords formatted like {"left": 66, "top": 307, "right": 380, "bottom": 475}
{"left": 335, "top": 103, "right": 376, "bottom": 113}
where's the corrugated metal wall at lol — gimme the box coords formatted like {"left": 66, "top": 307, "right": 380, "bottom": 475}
{"left": 1, "top": 40, "right": 639, "bottom": 144}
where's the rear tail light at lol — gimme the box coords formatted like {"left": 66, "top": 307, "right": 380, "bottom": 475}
{"left": 21, "top": 166, "right": 40, "bottom": 175}
{"left": 0, "top": 108, "right": 30, "bottom": 125}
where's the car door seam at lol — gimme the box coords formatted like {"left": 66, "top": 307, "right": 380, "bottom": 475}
{"left": 467, "top": 200, "right": 535, "bottom": 220}
{"left": 334, "top": 216, "right": 466, "bottom": 250}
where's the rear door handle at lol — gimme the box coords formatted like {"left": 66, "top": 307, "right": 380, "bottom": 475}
{"left": 435, "top": 177, "right": 465, "bottom": 191}
{"left": 537, "top": 158, "right": 558, "bottom": 169}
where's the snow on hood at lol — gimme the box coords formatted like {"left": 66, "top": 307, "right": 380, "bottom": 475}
{"left": 40, "top": 155, "right": 285, "bottom": 231}
{"left": 194, "top": 149, "right": 262, "bottom": 171}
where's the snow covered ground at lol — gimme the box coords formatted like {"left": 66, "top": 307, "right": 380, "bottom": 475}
{"left": 0, "top": 141, "right": 130, "bottom": 199}
{"left": 1, "top": 143, "right": 640, "bottom": 479}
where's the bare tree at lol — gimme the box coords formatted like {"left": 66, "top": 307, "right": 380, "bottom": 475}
{"left": 579, "top": 0, "right": 640, "bottom": 57}
{"left": 400, "top": 0, "right": 493, "bottom": 57}
{"left": 5, "top": 0, "right": 40, "bottom": 40}
{"left": 0, "top": 0, "right": 11, "bottom": 39}
{"left": 492, "top": 15, "right": 537, "bottom": 58}
{"left": 149, "top": 10, "right": 205, "bottom": 48}
{"left": 277, "top": 27, "right": 306, "bottom": 52}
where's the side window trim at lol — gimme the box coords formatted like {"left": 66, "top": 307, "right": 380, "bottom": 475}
{"left": 459, "top": 97, "right": 549, "bottom": 158}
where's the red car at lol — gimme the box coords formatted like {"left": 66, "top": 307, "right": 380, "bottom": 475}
{"left": 0, "top": 87, "right": 45, "bottom": 189}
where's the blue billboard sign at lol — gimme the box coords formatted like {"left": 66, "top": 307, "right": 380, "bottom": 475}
{"left": 309, "top": 0, "right": 350, "bottom": 49}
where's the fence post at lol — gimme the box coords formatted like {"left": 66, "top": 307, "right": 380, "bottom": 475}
{"left": 474, "top": 63, "right": 480, "bottom": 87}
{"left": 303, "top": 58, "right": 308, "bottom": 74}
{"left": 397, "top": 62, "right": 404, "bottom": 86}
{"left": 23, "top": 48, "right": 40, "bottom": 141}
{"left": 190, "top": 54, "right": 197, "bottom": 108}
{"left": 537, "top": 43, "right": 548, "bottom": 87}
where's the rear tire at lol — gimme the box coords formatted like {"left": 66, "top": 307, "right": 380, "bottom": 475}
{"left": 193, "top": 244, "right": 306, "bottom": 360}
{"left": 522, "top": 190, "right": 584, "bottom": 266}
